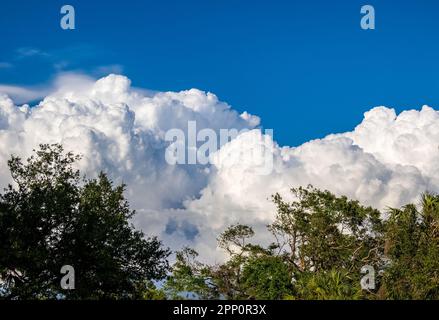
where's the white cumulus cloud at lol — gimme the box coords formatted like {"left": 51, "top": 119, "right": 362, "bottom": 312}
{"left": 0, "top": 73, "right": 438, "bottom": 263}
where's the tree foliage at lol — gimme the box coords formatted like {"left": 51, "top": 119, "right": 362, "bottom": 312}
{"left": 0, "top": 144, "right": 170, "bottom": 299}
{"left": 166, "top": 186, "right": 439, "bottom": 300}
{"left": 165, "top": 247, "right": 218, "bottom": 299}
{"left": 381, "top": 193, "right": 439, "bottom": 299}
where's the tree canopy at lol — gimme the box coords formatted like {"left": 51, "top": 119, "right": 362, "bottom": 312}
{"left": 0, "top": 144, "right": 170, "bottom": 299}
{"left": 165, "top": 186, "right": 439, "bottom": 300}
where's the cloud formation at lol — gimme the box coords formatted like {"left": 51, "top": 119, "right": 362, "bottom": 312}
{"left": 1, "top": 74, "right": 438, "bottom": 262}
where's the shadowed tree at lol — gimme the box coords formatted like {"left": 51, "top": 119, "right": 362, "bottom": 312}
{"left": 0, "top": 144, "right": 170, "bottom": 299}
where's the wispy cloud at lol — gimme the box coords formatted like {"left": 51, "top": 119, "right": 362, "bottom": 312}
{"left": 0, "top": 72, "right": 95, "bottom": 104}
{"left": 0, "top": 62, "right": 13, "bottom": 69}
{"left": 15, "top": 47, "right": 50, "bottom": 60}
{"left": 0, "top": 84, "right": 49, "bottom": 103}
{"left": 0, "top": 71, "right": 153, "bottom": 104}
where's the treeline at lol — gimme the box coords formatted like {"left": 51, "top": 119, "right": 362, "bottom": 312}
{"left": 0, "top": 145, "right": 438, "bottom": 300}
{"left": 166, "top": 188, "right": 439, "bottom": 300}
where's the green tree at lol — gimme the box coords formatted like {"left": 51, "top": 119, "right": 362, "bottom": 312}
{"left": 240, "top": 255, "right": 293, "bottom": 300}
{"left": 163, "top": 186, "right": 439, "bottom": 300}
{"left": 0, "top": 144, "right": 170, "bottom": 299}
{"left": 382, "top": 193, "right": 439, "bottom": 299}
{"left": 211, "top": 224, "right": 270, "bottom": 299}
{"left": 166, "top": 187, "right": 386, "bottom": 300}
{"left": 293, "top": 269, "right": 362, "bottom": 300}
{"left": 165, "top": 247, "right": 218, "bottom": 299}
{"left": 270, "top": 186, "right": 384, "bottom": 275}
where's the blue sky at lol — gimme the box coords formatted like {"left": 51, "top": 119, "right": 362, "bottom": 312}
{"left": 1, "top": 0, "right": 439, "bottom": 146}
